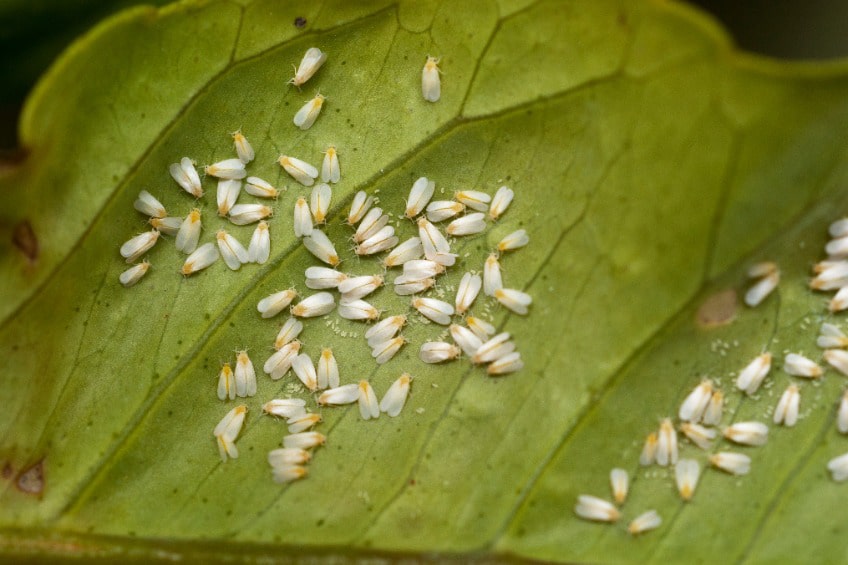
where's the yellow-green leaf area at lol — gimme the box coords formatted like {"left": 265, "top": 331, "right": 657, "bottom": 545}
{"left": 2, "top": 0, "right": 848, "bottom": 562}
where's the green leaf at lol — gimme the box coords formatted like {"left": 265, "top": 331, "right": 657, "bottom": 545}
{"left": 3, "top": 0, "right": 848, "bottom": 561}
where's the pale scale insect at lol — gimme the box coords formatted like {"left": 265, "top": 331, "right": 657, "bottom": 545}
{"left": 247, "top": 221, "right": 271, "bottom": 264}
{"left": 830, "top": 217, "right": 848, "bottom": 237}
{"left": 656, "top": 418, "right": 678, "bottom": 467}
{"left": 702, "top": 391, "right": 723, "bottom": 426}
{"left": 419, "top": 342, "right": 461, "bottom": 364}
{"left": 826, "top": 236, "right": 848, "bottom": 258}
{"left": 403, "top": 259, "right": 445, "bottom": 279}
{"left": 279, "top": 155, "right": 319, "bottom": 186}
{"left": 263, "top": 398, "right": 307, "bottom": 419}
{"left": 275, "top": 317, "right": 304, "bottom": 350}
{"left": 489, "top": 186, "right": 514, "bottom": 220}
{"left": 405, "top": 177, "right": 436, "bottom": 218}
{"left": 709, "top": 452, "right": 751, "bottom": 475}
{"left": 149, "top": 217, "right": 181, "bottom": 236}
{"left": 446, "top": 212, "right": 487, "bottom": 236}
{"left": 609, "top": 468, "right": 628, "bottom": 505}
{"left": 234, "top": 350, "right": 257, "bottom": 397}
{"left": 744, "top": 262, "right": 780, "bottom": 307}
{"left": 229, "top": 203, "right": 273, "bottom": 226}
{"left": 573, "top": 495, "right": 620, "bottom": 523}
{"left": 365, "top": 315, "right": 406, "bottom": 347}
{"left": 347, "top": 191, "right": 373, "bottom": 225}
{"left": 303, "top": 229, "right": 340, "bottom": 266}
{"left": 338, "top": 275, "right": 383, "bottom": 300}
{"left": 120, "top": 230, "right": 160, "bottom": 263}
{"left": 425, "top": 200, "right": 465, "bottom": 223}
{"left": 774, "top": 384, "right": 800, "bottom": 427}
{"left": 244, "top": 176, "right": 279, "bottom": 199}
{"left": 818, "top": 323, "right": 848, "bottom": 349}
{"left": 257, "top": 289, "right": 298, "bottom": 319}
{"left": 293, "top": 93, "right": 326, "bottom": 130}
{"left": 175, "top": 209, "right": 202, "bottom": 254}
{"left": 466, "top": 316, "right": 495, "bottom": 341}
{"left": 484, "top": 356, "right": 522, "bottom": 383}
{"left": 380, "top": 373, "right": 413, "bottom": 417}
{"left": 394, "top": 277, "right": 435, "bottom": 296}
{"left": 169, "top": 157, "right": 203, "bottom": 198}
{"left": 216, "top": 230, "right": 249, "bottom": 270}
{"left": 354, "top": 207, "right": 389, "bottom": 243}
{"left": 134, "top": 190, "right": 167, "bottom": 218}
{"left": 830, "top": 286, "right": 848, "bottom": 312}
{"left": 317, "top": 348, "right": 339, "bottom": 389}
{"left": 217, "top": 363, "right": 235, "bottom": 401}
{"left": 267, "top": 447, "right": 311, "bottom": 467}
{"left": 264, "top": 341, "right": 301, "bottom": 380}
{"left": 231, "top": 130, "right": 254, "bottom": 164}
{"left": 628, "top": 510, "right": 661, "bottom": 536}
{"left": 371, "top": 336, "right": 406, "bottom": 365}
{"left": 310, "top": 183, "right": 332, "bottom": 224}
{"left": 417, "top": 217, "right": 451, "bottom": 259}
{"left": 318, "top": 384, "right": 359, "bottom": 406}
{"left": 497, "top": 229, "right": 529, "bottom": 253}
{"left": 358, "top": 380, "right": 380, "bottom": 420}
{"left": 455, "top": 190, "right": 491, "bottom": 212}
{"left": 678, "top": 379, "right": 713, "bottom": 423}
{"left": 393, "top": 272, "right": 432, "bottom": 286}
{"left": 289, "top": 47, "right": 327, "bottom": 87}
{"left": 217, "top": 179, "right": 241, "bottom": 216}
{"left": 181, "top": 243, "right": 219, "bottom": 276}
{"left": 675, "top": 459, "right": 700, "bottom": 501}
{"left": 813, "top": 259, "right": 848, "bottom": 274}
{"left": 639, "top": 432, "right": 658, "bottom": 466}
{"left": 736, "top": 353, "right": 772, "bottom": 395}
{"left": 292, "top": 353, "right": 318, "bottom": 391}
{"left": 272, "top": 465, "right": 309, "bottom": 484}
{"left": 824, "top": 349, "right": 848, "bottom": 376}
{"left": 338, "top": 299, "right": 380, "bottom": 321}
{"left": 205, "top": 158, "right": 247, "bottom": 180}
{"left": 291, "top": 292, "right": 336, "bottom": 318}
{"left": 449, "top": 324, "right": 483, "bottom": 357}
{"left": 723, "top": 421, "right": 769, "bottom": 446}
{"left": 294, "top": 197, "right": 314, "bottom": 238}
{"left": 383, "top": 237, "right": 424, "bottom": 268}
{"left": 412, "top": 297, "right": 455, "bottom": 325}
{"left": 472, "top": 332, "right": 515, "bottom": 364}
{"left": 494, "top": 288, "right": 532, "bottom": 316}
{"left": 321, "top": 146, "right": 340, "bottom": 184}
{"left": 119, "top": 261, "right": 150, "bottom": 288}
{"left": 483, "top": 253, "right": 503, "bottom": 296}
{"left": 679, "top": 422, "right": 715, "bottom": 450}
{"left": 839, "top": 390, "right": 848, "bottom": 434}
{"left": 287, "top": 412, "right": 322, "bottom": 434}
{"left": 213, "top": 405, "right": 247, "bottom": 461}
{"left": 283, "top": 431, "right": 326, "bottom": 450}
{"left": 783, "top": 353, "right": 822, "bottom": 378}
{"left": 356, "top": 225, "right": 398, "bottom": 256}
{"left": 827, "top": 452, "right": 848, "bottom": 482}
{"left": 304, "top": 266, "right": 347, "bottom": 289}
{"left": 421, "top": 56, "right": 441, "bottom": 102}
{"left": 455, "top": 273, "right": 482, "bottom": 315}
{"left": 810, "top": 261, "right": 848, "bottom": 290}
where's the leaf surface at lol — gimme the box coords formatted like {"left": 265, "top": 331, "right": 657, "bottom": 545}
{"left": 3, "top": 0, "right": 848, "bottom": 562}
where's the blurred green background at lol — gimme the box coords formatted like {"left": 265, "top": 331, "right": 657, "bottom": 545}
{"left": 1, "top": 0, "right": 847, "bottom": 151}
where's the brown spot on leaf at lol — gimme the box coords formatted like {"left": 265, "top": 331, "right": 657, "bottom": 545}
{"left": 2, "top": 463, "right": 12, "bottom": 479}
{"left": 294, "top": 16, "right": 307, "bottom": 29}
{"left": 696, "top": 288, "right": 738, "bottom": 328}
{"left": 12, "top": 220, "right": 38, "bottom": 264}
{"left": 16, "top": 459, "right": 45, "bottom": 495}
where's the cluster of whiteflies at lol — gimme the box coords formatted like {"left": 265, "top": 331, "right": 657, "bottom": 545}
{"left": 808, "top": 216, "right": 848, "bottom": 481}
{"left": 118, "top": 128, "right": 277, "bottom": 285}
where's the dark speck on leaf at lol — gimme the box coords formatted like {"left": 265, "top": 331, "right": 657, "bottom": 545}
{"left": 12, "top": 220, "right": 38, "bottom": 264}
{"left": 294, "top": 16, "right": 307, "bottom": 28}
